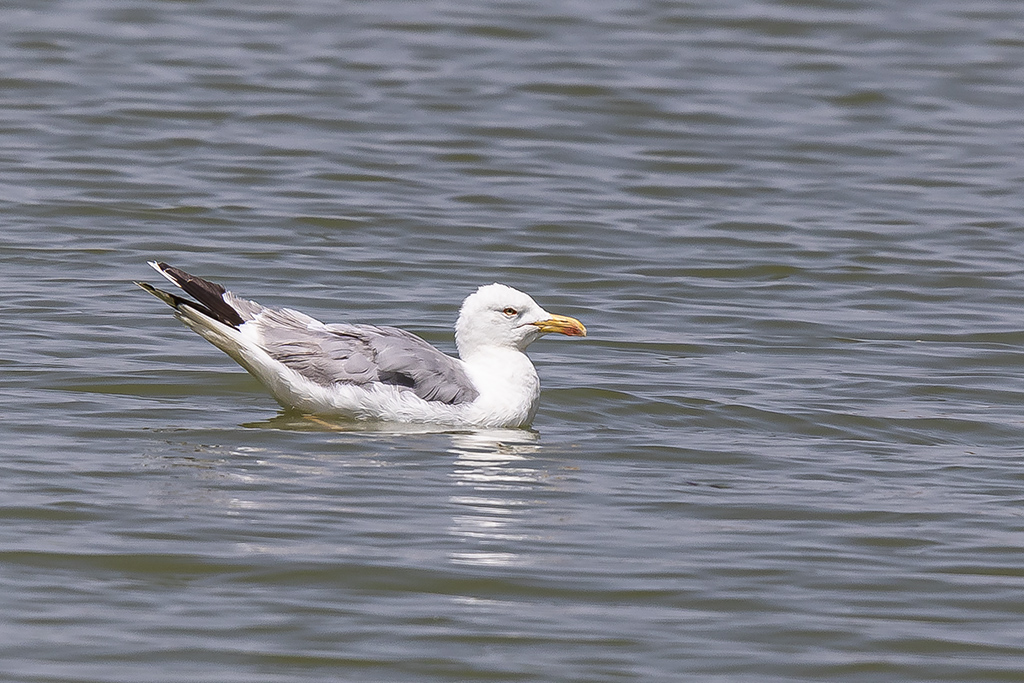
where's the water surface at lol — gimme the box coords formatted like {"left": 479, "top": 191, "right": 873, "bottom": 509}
{"left": 4, "top": 0, "right": 1024, "bottom": 681}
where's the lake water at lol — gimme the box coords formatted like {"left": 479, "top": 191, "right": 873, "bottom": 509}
{"left": 4, "top": 0, "right": 1024, "bottom": 680}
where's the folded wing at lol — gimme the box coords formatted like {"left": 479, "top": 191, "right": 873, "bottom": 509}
{"left": 252, "top": 308, "right": 479, "bottom": 405}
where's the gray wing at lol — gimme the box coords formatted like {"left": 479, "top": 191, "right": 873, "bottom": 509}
{"left": 254, "top": 308, "right": 479, "bottom": 405}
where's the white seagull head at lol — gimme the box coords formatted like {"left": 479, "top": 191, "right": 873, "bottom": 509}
{"left": 455, "top": 283, "right": 586, "bottom": 358}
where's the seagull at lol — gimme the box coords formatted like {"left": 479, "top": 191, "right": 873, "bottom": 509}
{"left": 137, "top": 262, "right": 586, "bottom": 428}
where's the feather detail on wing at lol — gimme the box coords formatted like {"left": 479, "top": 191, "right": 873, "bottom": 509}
{"left": 251, "top": 309, "right": 479, "bottom": 405}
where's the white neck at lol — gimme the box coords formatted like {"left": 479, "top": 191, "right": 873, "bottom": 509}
{"left": 461, "top": 347, "right": 541, "bottom": 428}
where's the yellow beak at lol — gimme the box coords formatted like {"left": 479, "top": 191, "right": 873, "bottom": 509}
{"left": 531, "top": 314, "right": 587, "bottom": 337}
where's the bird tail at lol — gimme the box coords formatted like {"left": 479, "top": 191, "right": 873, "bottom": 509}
{"left": 137, "top": 262, "right": 278, "bottom": 383}
{"left": 136, "top": 261, "right": 247, "bottom": 328}
{"left": 137, "top": 262, "right": 321, "bottom": 412}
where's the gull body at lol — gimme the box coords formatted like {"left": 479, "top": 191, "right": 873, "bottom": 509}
{"left": 137, "top": 262, "right": 585, "bottom": 428}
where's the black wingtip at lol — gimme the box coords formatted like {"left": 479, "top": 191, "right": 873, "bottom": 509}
{"left": 144, "top": 262, "right": 246, "bottom": 328}
{"left": 137, "top": 280, "right": 226, "bottom": 324}
{"left": 137, "top": 280, "right": 192, "bottom": 310}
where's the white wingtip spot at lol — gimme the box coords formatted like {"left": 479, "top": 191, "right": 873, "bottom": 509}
{"left": 148, "top": 261, "right": 179, "bottom": 286}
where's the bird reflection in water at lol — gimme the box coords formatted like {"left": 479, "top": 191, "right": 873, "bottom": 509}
{"left": 446, "top": 429, "right": 546, "bottom": 568}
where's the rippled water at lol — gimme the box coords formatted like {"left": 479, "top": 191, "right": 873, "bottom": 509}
{"left": 5, "top": 0, "right": 1024, "bottom": 681}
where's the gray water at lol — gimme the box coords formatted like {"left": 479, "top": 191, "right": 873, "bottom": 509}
{"left": 4, "top": 0, "right": 1024, "bottom": 681}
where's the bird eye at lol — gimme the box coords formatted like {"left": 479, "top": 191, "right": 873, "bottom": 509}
{"left": 502, "top": 307, "right": 518, "bottom": 316}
